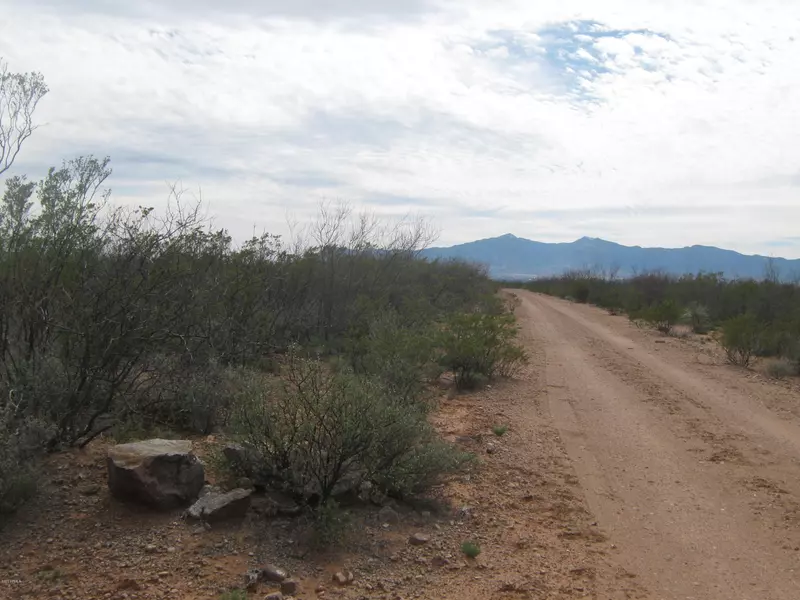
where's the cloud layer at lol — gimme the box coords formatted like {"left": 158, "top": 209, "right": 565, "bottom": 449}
{"left": 1, "top": 0, "right": 798, "bottom": 256}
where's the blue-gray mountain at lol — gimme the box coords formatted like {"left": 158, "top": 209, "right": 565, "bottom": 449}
{"left": 421, "top": 234, "right": 800, "bottom": 281}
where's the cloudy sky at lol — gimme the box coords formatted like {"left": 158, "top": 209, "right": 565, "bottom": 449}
{"left": 1, "top": 0, "right": 799, "bottom": 255}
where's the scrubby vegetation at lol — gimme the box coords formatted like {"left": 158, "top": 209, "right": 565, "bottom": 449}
{"left": 764, "top": 358, "right": 797, "bottom": 379}
{"left": 0, "top": 58, "right": 528, "bottom": 520}
{"left": 231, "top": 353, "right": 472, "bottom": 505}
{"left": 0, "top": 170, "right": 525, "bottom": 515}
{"left": 492, "top": 424, "right": 509, "bottom": 437}
{"left": 437, "top": 312, "right": 527, "bottom": 390}
{"left": 525, "top": 270, "right": 800, "bottom": 370}
{"left": 720, "top": 314, "right": 761, "bottom": 367}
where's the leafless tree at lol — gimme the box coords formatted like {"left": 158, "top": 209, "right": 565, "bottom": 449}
{"left": 764, "top": 257, "right": 781, "bottom": 283}
{"left": 0, "top": 59, "right": 48, "bottom": 176}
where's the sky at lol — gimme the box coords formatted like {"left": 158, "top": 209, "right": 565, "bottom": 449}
{"left": 1, "top": 0, "right": 799, "bottom": 256}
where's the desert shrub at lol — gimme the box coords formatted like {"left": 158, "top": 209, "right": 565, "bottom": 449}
{"left": 461, "top": 541, "right": 481, "bottom": 558}
{"left": 0, "top": 436, "right": 37, "bottom": 516}
{"left": 310, "top": 499, "right": 351, "bottom": 548}
{"left": 438, "top": 313, "right": 528, "bottom": 390}
{"left": 153, "top": 360, "right": 240, "bottom": 435}
{"left": 764, "top": 359, "right": 797, "bottom": 379}
{"left": 642, "top": 300, "right": 682, "bottom": 334}
{"left": 721, "top": 314, "right": 762, "bottom": 367}
{"left": 0, "top": 397, "right": 49, "bottom": 516}
{"left": 574, "top": 283, "right": 590, "bottom": 304}
{"left": 350, "top": 313, "right": 441, "bottom": 405}
{"left": 492, "top": 424, "right": 508, "bottom": 436}
{"left": 231, "top": 356, "right": 468, "bottom": 504}
{"left": 0, "top": 161, "right": 496, "bottom": 454}
{"left": 368, "top": 437, "right": 472, "bottom": 498}
{"left": 684, "top": 302, "right": 712, "bottom": 334}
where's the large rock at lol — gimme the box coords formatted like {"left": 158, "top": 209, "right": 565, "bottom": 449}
{"left": 107, "top": 439, "right": 204, "bottom": 509}
{"left": 185, "top": 488, "right": 252, "bottom": 522}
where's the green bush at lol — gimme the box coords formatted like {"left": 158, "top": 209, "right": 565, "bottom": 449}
{"left": 350, "top": 313, "right": 441, "bottom": 405}
{"left": 684, "top": 302, "right": 712, "bottom": 334}
{"left": 231, "top": 356, "right": 470, "bottom": 504}
{"left": 492, "top": 425, "right": 508, "bottom": 437}
{"left": 0, "top": 163, "right": 496, "bottom": 454}
{"left": 721, "top": 314, "right": 762, "bottom": 367}
{"left": 461, "top": 541, "right": 481, "bottom": 558}
{"left": 438, "top": 313, "right": 528, "bottom": 390}
{"left": 574, "top": 283, "right": 590, "bottom": 304}
{"left": 311, "top": 499, "right": 351, "bottom": 548}
{"left": 642, "top": 300, "right": 682, "bottom": 334}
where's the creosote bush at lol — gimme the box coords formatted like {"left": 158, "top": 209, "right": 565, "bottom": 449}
{"left": 437, "top": 312, "right": 528, "bottom": 390}
{"left": 640, "top": 299, "right": 682, "bottom": 334}
{"left": 684, "top": 302, "right": 712, "bottom": 334}
{"left": 310, "top": 499, "right": 351, "bottom": 548}
{"left": 231, "top": 354, "right": 472, "bottom": 506}
{"left": 721, "top": 314, "right": 761, "bottom": 367}
{"left": 0, "top": 161, "right": 492, "bottom": 443}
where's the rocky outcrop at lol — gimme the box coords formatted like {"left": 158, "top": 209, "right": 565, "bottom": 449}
{"left": 107, "top": 439, "right": 204, "bottom": 509}
{"left": 185, "top": 488, "right": 252, "bottom": 522}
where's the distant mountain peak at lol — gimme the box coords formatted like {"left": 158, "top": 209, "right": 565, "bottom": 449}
{"left": 574, "top": 236, "right": 614, "bottom": 245}
{"left": 421, "top": 235, "right": 800, "bottom": 281}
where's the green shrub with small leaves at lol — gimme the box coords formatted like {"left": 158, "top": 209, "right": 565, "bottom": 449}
{"left": 642, "top": 300, "right": 683, "bottom": 334}
{"left": 461, "top": 541, "right": 481, "bottom": 558}
{"left": 438, "top": 313, "right": 528, "bottom": 390}
{"left": 492, "top": 425, "right": 509, "bottom": 437}
{"left": 684, "top": 302, "right": 712, "bottom": 334}
{"left": 232, "top": 355, "right": 471, "bottom": 505}
{"left": 721, "top": 314, "right": 762, "bottom": 367}
{"left": 311, "top": 499, "right": 351, "bottom": 548}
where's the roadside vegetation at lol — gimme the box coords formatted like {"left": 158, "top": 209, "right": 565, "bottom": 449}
{"left": 523, "top": 269, "right": 800, "bottom": 373}
{"left": 0, "top": 58, "right": 527, "bottom": 521}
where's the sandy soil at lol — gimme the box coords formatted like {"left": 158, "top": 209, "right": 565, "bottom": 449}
{"left": 3, "top": 290, "right": 800, "bottom": 600}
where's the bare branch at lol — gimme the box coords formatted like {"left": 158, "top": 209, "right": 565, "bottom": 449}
{"left": 0, "top": 59, "right": 48, "bottom": 176}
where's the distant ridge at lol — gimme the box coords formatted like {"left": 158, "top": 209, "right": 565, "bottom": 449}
{"left": 420, "top": 235, "right": 800, "bottom": 280}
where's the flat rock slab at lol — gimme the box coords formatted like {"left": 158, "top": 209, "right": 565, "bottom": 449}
{"left": 186, "top": 488, "right": 252, "bottom": 522}
{"left": 107, "top": 439, "right": 204, "bottom": 509}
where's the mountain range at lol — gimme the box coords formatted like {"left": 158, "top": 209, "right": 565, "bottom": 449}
{"left": 421, "top": 234, "right": 800, "bottom": 281}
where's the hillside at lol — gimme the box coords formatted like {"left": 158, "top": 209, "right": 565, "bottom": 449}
{"left": 422, "top": 234, "right": 800, "bottom": 280}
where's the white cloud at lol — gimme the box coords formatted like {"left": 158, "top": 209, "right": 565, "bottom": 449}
{"left": 0, "top": 0, "right": 799, "bottom": 257}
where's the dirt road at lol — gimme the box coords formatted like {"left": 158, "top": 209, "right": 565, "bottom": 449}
{"left": 516, "top": 290, "right": 800, "bottom": 600}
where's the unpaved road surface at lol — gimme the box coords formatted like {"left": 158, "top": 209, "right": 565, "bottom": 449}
{"left": 517, "top": 291, "right": 800, "bottom": 600}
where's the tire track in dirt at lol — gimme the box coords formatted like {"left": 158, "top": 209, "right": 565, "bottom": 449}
{"left": 517, "top": 291, "right": 800, "bottom": 600}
